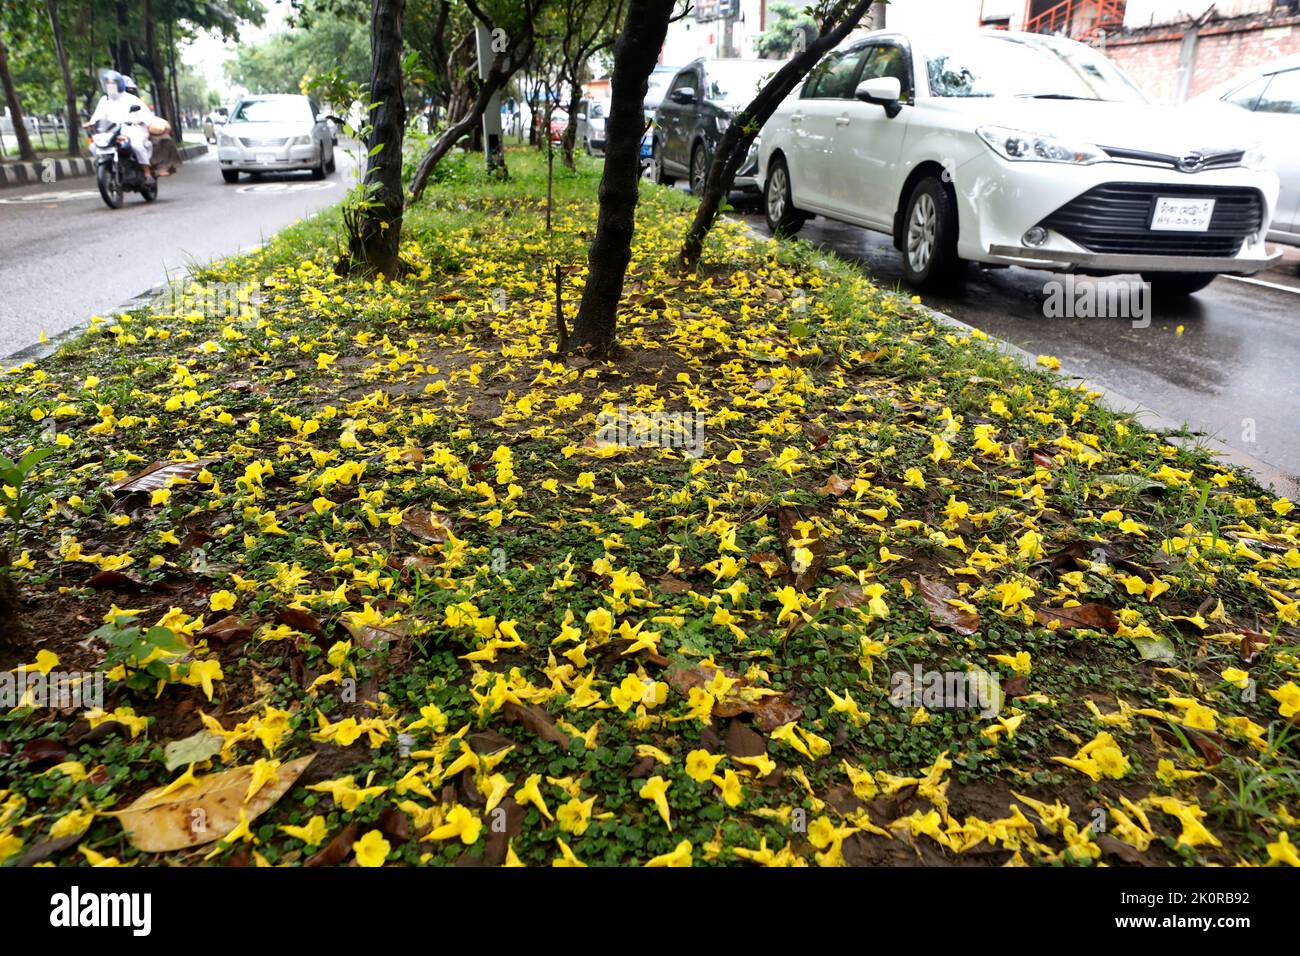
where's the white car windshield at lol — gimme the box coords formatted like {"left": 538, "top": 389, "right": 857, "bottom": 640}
{"left": 645, "top": 72, "right": 673, "bottom": 108}
{"left": 706, "top": 62, "right": 784, "bottom": 106}
{"left": 926, "top": 35, "right": 1146, "bottom": 102}
{"left": 231, "top": 98, "right": 313, "bottom": 123}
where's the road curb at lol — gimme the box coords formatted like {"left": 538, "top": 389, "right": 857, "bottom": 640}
{"left": 3, "top": 285, "right": 166, "bottom": 368}
{"left": 0, "top": 143, "right": 207, "bottom": 190}
{"left": 731, "top": 216, "right": 1300, "bottom": 499}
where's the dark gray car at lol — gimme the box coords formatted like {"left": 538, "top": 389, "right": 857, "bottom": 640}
{"left": 648, "top": 58, "right": 787, "bottom": 193}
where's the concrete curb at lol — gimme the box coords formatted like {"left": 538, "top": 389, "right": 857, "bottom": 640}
{"left": 0, "top": 143, "right": 207, "bottom": 189}
{"left": 3, "top": 285, "right": 166, "bottom": 369}
{"left": 732, "top": 216, "right": 1300, "bottom": 499}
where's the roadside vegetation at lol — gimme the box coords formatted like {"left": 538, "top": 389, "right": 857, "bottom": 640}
{"left": 1, "top": 150, "right": 1297, "bottom": 868}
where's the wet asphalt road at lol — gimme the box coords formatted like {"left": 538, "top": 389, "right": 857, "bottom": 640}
{"left": 735, "top": 198, "right": 1300, "bottom": 488}
{"left": 0, "top": 147, "right": 358, "bottom": 358}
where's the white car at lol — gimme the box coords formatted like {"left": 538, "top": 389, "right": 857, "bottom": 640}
{"left": 758, "top": 30, "right": 1281, "bottom": 295}
{"left": 1189, "top": 54, "right": 1300, "bottom": 245}
{"left": 217, "top": 94, "right": 336, "bottom": 184}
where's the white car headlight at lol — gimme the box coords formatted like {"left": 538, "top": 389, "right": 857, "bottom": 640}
{"left": 1241, "top": 143, "right": 1271, "bottom": 171}
{"left": 716, "top": 114, "right": 731, "bottom": 134}
{"left": 976, "top": 125, "right": 1104, "bottom": 165}
{"left": 290, "top": 134, "right": 312, "bottom": 146}
{"left": 218, "top": 132, "right": 236, "bottom": 146}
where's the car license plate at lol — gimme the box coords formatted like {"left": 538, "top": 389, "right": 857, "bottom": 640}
{"left": 256, "top": 152, "right": 276, "bottom": 165}
{"left": 1151, "top": 197, "right": 1215, "bottom": 231}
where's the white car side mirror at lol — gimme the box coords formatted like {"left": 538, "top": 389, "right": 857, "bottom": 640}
{"left": 856, "top": 76, "right": 903, "bottom": 118}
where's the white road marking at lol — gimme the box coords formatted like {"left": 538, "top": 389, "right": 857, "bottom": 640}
{"left": 1223, "top": 274, "right": 1300, "bottom": 295}
{"left": 235, "top": 181, "right": 337, "bottom": 194}
{"left": 0, "top": 190, "right": 100, "bottom": 204}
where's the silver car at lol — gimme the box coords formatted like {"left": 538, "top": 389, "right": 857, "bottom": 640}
{"left": 1190, "top": 55, "right": 1300, "bottom": 245}
{"left": 217, "top": 94, "right": 335, "bottom": 184}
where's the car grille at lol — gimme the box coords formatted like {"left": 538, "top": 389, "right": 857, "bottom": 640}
{"left": 1038, "top": 183, "right": 1265, "bottom": 257}
{"left": 239, "top": 137, "right": 288, "bottom": 148}
{"left": 1100, "top": 146, "right": 1245, "bottom": 172}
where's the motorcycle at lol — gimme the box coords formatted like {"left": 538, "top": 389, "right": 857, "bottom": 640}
{"left": 89, "top": 107, "right": 157, "bottom": 209}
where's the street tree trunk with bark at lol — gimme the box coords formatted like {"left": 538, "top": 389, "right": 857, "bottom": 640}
{"left": 0, "top": 36, "right": 36, "bottom": 162}
{"left": 45, "top": 0, "right": 81, "bottom": 157}
{"left": 566, "top": 0, "right": 676, "bottom": 357}
{"left": 408, "top": 0, "right": 540, "bottom": 203}
{"left": 348, "top": 0, "right": 407, "bottom": 277}
{"left": 679, "top": 0, "right": 876, "bottom": 267}
{"left": 142, "top": 0, "right": 175, "bottom": 127}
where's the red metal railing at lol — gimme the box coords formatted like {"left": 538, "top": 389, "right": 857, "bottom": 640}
{"left": 1024, "top": 0, "right": 1125, "bottom": 42}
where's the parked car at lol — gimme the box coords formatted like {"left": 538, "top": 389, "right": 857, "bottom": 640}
{"left": 650, "top": 58, "right": 788, "bottom": 193}
{"left": 758, "top": 30, "right": 1280, "bottom": 295}
{"left": 641, "top": 64, "right": 680, "bottom": 177}
{"left": 574, "top": 97, "right": 609, "bottom": 155}
{"left": 202, "top": 107, "right": 228, "bottom": 144}
{"left": 216, "top": 94, "right": 336, "bottom": 184}
{"left": 1188, "top": 54, "right": 1300, "bottom": 245}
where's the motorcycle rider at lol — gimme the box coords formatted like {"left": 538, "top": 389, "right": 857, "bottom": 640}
{"left": 84, "top": 70, "right": 155, "bottom": 180}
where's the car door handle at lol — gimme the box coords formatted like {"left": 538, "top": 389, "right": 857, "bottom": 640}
{"left": 790, "top": 113, "right": 803, "bottom": 124}
{"left": 835, "top": 115, "right": 851, "bottom": 127}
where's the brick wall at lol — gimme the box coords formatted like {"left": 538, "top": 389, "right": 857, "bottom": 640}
{"left": 1104, "top": 15, "right": 1300, "bottom": 104}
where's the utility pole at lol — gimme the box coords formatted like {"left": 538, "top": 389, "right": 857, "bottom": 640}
{"left": 475, "top": 24, "right": 505, "bottom": 176}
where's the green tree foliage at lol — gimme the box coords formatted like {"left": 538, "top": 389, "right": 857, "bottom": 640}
{"left": 226, "top": 8, "right": 370, "bottom": 95}
{"left": 754, "top": 1, "right": 817, "bottom": 58}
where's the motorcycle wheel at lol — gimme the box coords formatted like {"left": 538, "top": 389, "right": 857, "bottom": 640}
{"left": 97, "top": 163, "right": 123, "bottom": 209}
{"left": 141, "top": 177, "right": 158, "bottom": 202}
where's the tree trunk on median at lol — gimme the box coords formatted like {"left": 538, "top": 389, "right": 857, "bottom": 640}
{"left": 567, "top": 0, "right": 675, "bottom": 357}
{"left": 350, "top": 0, "right": 407, "bottom": 277}
{"left": 0, "top": 36, "right": 36, "bottom": 163}
{"left": 679, "top": 0, "right": 875, "bottom": 267}
{"left": 45, "top": 0, "right": 81, "bottom": 157}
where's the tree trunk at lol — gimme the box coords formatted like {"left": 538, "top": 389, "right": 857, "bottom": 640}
{"left": 113, "top": 1, "right": 132, "bottom": 76}
{"left": 0, "top": 37, "right": 36, "bottom": 163}
{"left": 680, "top": 0, "right": 875, "bottom": 267}
{"left": 142, "top": 0, "right": 174, "bottom": 126}
{"left": 561, "top": 80, "right": 582, "bottom": 170}
{"left": 45, "top": 0, "right": 81, "bottom": 157}
{"left": 567, "top": 0, "right": 675, "bottom": 357}
{"left": 408, "top": 30, "right": 532, "bottom": 203}
{"left": 350, "top": 0, "right": 406, "bottom": 277}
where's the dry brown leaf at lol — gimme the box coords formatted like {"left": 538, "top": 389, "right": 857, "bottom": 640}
{"left": 917, "top": 575, "right": 980, "bottom": 636}
{"left": 111, "top": 754, "right": 315, "bottom": 852}
{"left": 818, "top": 474, "right": 853, "bottom": 497}
{"left": 666, "top": 663, "right": 802, "bottom": 732}
{"left": 111, "top": 458, "right": 217, "bottom": 495}
{"left": 1035, "top": 603, "right": 1120, "bottom": 634}
{"left": 401, "top": 508, "right": 451, "bottom": 544}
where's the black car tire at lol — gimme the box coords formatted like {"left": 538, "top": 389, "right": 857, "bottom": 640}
{"left": 689, "top": 142, "right": 707, "bottom": 196}
{"left": 1141, "top": 272, "right": 1217, "bottom": 298}
{"left": 651, "top": 140, "right": 676, "bottom": 186}
{"left": 221, "top": 169, "right": 240, "bottom": 183}
{"left": 763, "top": 155, "right": 805, "bottom": 237}
{"left": 901, "top": 176, "right": 963, "bottom": 290}
{"left": 325, "top": 147, "right": 336, "bottom": 174}
{"left": 311, "top": 146, "right": 326, "bottom": 180}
